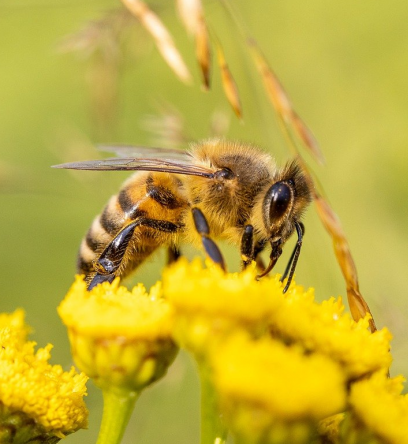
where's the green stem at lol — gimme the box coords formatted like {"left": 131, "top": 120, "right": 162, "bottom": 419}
{"left": 199, "top": 365, "right": 227, "bottom": 444}
{"left": 96, "top": 389, "right": 139, "bottom": 444}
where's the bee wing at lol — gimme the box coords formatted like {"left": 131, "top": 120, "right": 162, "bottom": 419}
{"left": 52, "top": 157, "right": 215, "bottom": 178}
{"left": 97, "top": 144, "right": 191, "bottom": 162}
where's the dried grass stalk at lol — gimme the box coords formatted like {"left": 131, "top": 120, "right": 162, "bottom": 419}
{"left": 121, "top": 0, "right": 192, "bottom": 83}
{"left": 176, "top": 0, "right": 203, "bottom": 35}
{"left": 195, "top": 14, "right": 211, "bottom": 89}
{"left": 248, "top": 40, "right": 324, "bottom": 164}
{"left": 177, "top": 0, "right": 210, "bottom": 89}
{"left": 291, "top": 112, "right": 322, "bottom": 162}
{"left": 314, "top": 193, "right": 377, "bottom": 332}
{"left": 216, "top": 43, "right": 242, "bottom": 118}
{"left": 208, "top": 1, "right": 375, "bottom": 333}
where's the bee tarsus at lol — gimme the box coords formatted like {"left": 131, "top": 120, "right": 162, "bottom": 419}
{"left": 88, "top": 272, "right": 116, "bottom": 290}
{"left": 280, "top": 221, "right": 304, "bottom": 293}
{"left": 192, "top": 207, "right": 226, "bottom": 270}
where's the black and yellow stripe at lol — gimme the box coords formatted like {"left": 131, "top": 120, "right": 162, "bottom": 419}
{"left": 77, "top": 172, "right": 188, "bottom": 285}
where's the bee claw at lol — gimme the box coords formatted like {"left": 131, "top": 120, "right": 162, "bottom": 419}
{"left": 87, "top": 273, "right": 116, "bottom": 290}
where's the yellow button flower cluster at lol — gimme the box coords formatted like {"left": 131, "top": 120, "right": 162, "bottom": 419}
{"left": 160, "top": 258, "right": 396, "bottom": 444}
{"left": 56, "top": 259, "right": 407, "bottom": 444}
{"left": 0, "top": 310, "right": 88, "bottom": 443}
{"left": 350, "top": 371, "right": 408, "bottom": 443}
{"left": 58, "top": 275, "right": 178, "bottom": 393}
{"left": 58, "top": 275, "right": 179, "bottom": 444}
{"left": 163, "top": 259, "right": 283, "bottom": 356}
{"left": 269, "top": 283, "right": 392, "bottom": 378}
{"left": 212, "top": 333, "right": 346, "bottom": 444}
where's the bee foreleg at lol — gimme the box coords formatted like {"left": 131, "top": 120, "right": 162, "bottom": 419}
{"left": 240, "top": 225, "right": 255, "bottom": 269}
{"left": 192, "top": 208, "right": 226, "bottom": 270}
{"left": 254, "top": 242, "right": 266, "bottom": 272}
{"left": 256, "top": 240, "right": 282, "bottom": 280}
{"left": 280, "top": 221, "right": 304, "bottom": 293}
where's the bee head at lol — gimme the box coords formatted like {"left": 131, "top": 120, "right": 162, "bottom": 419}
{"left": 262, "top": 159, "right": 312, "bottom": 242}
{"left": 257, "top": 160, "right": 312, "bottom": 286}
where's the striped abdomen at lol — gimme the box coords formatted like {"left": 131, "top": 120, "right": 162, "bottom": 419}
{"left": 78, "top": 171, "right": 189, "bottom": 284}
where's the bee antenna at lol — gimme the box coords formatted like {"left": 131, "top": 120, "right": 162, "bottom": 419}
{"left": 281, "top": 221, "right": 304, "bottom": 293}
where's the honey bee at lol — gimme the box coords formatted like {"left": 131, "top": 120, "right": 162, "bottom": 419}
{"left": 53, "top": 139, "right": 312, "bottom": 291}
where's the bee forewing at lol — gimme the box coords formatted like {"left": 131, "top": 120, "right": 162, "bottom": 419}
{"left": 96, "top": 144, "right": 192, "bottom": 161}
{"left": 52, "top": 157, "right": 215, "bottom": 177}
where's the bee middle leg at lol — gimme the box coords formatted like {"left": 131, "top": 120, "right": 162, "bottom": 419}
{"left": 241, "top": 225, "right": 255, "bottom": 268}
{"left": 167, "top": 245, "right": 181, "bottom": 265}
{"left": 192, "top": 207, "right": 226, "bottom": 270}
{"left": 88, "top": 217, "right": 180, "bottom": 290}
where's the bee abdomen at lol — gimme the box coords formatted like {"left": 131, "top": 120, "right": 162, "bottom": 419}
{"left": 77, "top": 251, "right": 94, "bottom": 276}
{"left": 77, "top": 194, "right": 125, "bottom": 279}
{"left": 77, "top": 172, "right": 187, "bottom": 284}
{"left": 100, "top": 204, "right": 123, "bottom": 235}
{"left": 77, "top": 216, "right": 112, "bottom": 280}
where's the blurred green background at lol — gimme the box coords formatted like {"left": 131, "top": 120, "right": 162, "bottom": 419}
{"left": 1, "top": 0, "right": 408, "bottom": 442}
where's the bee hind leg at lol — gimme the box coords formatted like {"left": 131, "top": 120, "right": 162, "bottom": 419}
{"left": 192, "top": 207, "right": 226, "bottom": 271}
{"left": 88, "top": 272, "right": 116, "bottom": 290}
{"left": 87, "top": 217, "right": 180, "bottom": 290}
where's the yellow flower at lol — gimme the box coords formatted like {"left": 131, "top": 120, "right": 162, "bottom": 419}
{"left": 0, "top": 310, "right": 88, "bottom": 443}
{"left": 349, "top": 371, "right": 408, "bottom": 444}
{"left": 0, "top": 309, "right": 29, "bottom": 344}
{"left": 211, "top": 332, "right": 346, "bottom": 444}
{"left": 317, "top": 413, "right": 344, "bottom": 444}
{"left": 58, "top": 275, "right": 177, "bottom": 393}
{"left": 161, "top": 259, "right": 396, "bottom": 444}
{"left": 269, "top": 284, "right": 392, "bottom": 379}
{"left": 163, "top": 259, "right": 391, "bottom": 381}
{"left": 163, "top": 258, "right": 283, "bottom": 355}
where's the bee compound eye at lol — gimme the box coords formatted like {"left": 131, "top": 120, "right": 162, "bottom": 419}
{"left": 267, "top": 182, "right": 293, "bottom": 224}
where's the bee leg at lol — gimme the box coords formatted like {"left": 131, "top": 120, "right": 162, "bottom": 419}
{"left": 280, "top": 221, "right": 304, "bottom": 293}
{"left": 87, "top": 221, "right": 140, "bottom": 290}
{"left": 241, "top": 228, "right": 267, "bottom": 271}
{"left": 192, "top": 207, "right": 226, "bottom": 270}
{"left": 167, "top": 246, "right": 181, "bottom": 265}
{"left": 88, "top": 218, "right": 180, "bottom": 290}
{"left": 256, "top": 240, "right": 282, "bottom": 280}
{"left": 95, "top": 221, "right": 140, "bottom": 276}
{"left": 240, "top": 225, "right": 255, "bottom": 269}
{"left": 254, "top": 242, "right": 266, "bottom": 272}
{"left": 88, "top": 273, "right": 116, "bottom": 290}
